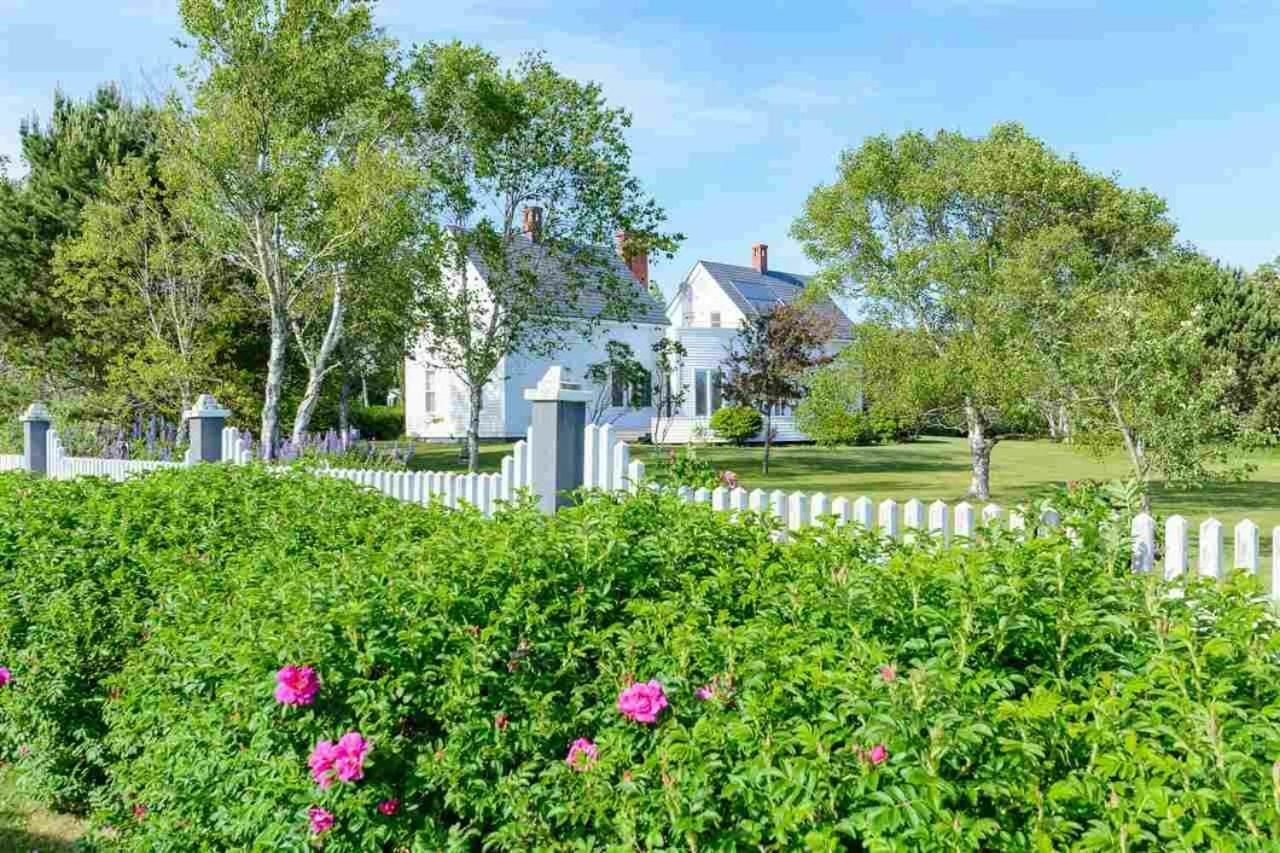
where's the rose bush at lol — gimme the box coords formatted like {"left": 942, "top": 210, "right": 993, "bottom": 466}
{"left": 1, "top": 466, "right": 1280, "bottom": 849}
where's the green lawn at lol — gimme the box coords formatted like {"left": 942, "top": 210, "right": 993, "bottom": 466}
{"left": 401, "top": 436, "right": 1280, "bottom": 533}
{"left": 0, "top": 767, "right": 85, "bottom": 850}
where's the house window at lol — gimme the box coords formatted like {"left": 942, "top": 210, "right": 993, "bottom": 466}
{"left": 709, "top": 312, "right": 721, "bottom": 328}
{"left": 609, "top": 369, "right": 654, "bottom": 408}
{"left": 424, "top": 370, "right": 437, "bottom": 413}
{"left": 694, "top": 369, "right": 722, "bottom": 417}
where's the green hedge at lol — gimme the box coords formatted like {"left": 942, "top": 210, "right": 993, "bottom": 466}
{"left": 1, "top": 469, "right": 1279, "bottom": 848}
{"left": 708, "top": 404, "right": 762, "bottom": 445}
{"left": 350, "top": 405, "right": 404, "bottom": 440}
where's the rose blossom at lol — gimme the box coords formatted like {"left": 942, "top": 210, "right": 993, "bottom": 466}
{"left": 377, "top": 799, "right": 399, "bottom": 816}
{"left": 864, "top": 744, "right": 889, "bottom": 766}
{"left": 565, "top": 738, "right": 598, "bottom": 771}
{"left": 308, "top": 732, "right": 370, "bottom": 788}
{"left": 308, "top": 806, "right": 334, "bottom": 834}
{"left": 274, "top": 664, "right": 319, "bottom": 706}
{"left": 720, "top": 470, "right": 739, "bottom": 489}
{"left": 694, "top": 684, "right": 714, "bottom": 701}
{"left": 879, "top": 664, "right": 897, "bottom": 683}
{"left": 617, "top": 680, "right": 668, "bottom": 724}
{"left": 0, "top": 666, "right": 11, "bottom": 687}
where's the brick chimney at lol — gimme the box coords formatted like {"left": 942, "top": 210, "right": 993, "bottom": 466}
{"left": 752, "top": 243, "right": 768, "bottom": 274}
{"left": 615, "top": 230, "right": 649, "bottom": 287}
{"left": 522, "top": 206, "right": 543, "bottom": 242}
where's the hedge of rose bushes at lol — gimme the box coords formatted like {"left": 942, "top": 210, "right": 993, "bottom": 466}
{"left": 1, "top": 467, "right": 1280, "bottom": 849}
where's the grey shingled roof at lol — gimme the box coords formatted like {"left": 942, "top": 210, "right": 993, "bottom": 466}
{"left": 698, "top": 261, "right": 851, "bottom": 330}
{"left": 462, "top": 233, "right": 669, "bottom": 326}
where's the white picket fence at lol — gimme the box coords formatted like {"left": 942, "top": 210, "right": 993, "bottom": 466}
{"left": 45, "top": 429, "right": 190, "bottom": 482}
{"left": 0, "top": 455, "right": 22, "bottom": 473}
{"left": 1129, "top": 512, "right": 1278, "bottom": 584}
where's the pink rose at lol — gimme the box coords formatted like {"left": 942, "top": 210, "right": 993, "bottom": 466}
{"left": 694, "top": 684, "right": 714, "bottom": 701}
{"left": 617, "top": 680, "right": 668, "bottom": 724}
{"left": 132, "top": 803, "right": 148, "bottom": 820}
{"left": 864, "top": 744, "right": 889, "bottom": 766}
{"left": 565, "top": 737, "right": 598, "bottom": 771}
{"left": 720, "top": 470, "right": 739, "bottom": 489}
{"left": 308, "top": 806, "right": 334, "bottom": 834}
{"left": 0, "top": 666, "right": 12, "bottom": 687}
{"left": 879, "top": 664, "right": 897, "bottom": 683}
{"left": 274, "top": 665, "right": 319, "bottom": 706}
{"left": 308, "top": 732, "right": 370, "bottom": 788}
{"left": 377, "top": 799, "right": 399, "bottom": 816}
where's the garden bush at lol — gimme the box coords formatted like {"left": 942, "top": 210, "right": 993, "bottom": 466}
{"left": 2, "top": 467, "right": 1280, "bottom": 849}
{"left": 708, "top": 404, "right": 763, "bottom": 445}
{"left": 350, "top": 404, "right": 404, "bottom": 440}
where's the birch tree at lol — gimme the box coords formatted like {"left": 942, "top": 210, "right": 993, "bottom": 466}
{"left": 405, "top": 43, "right": 679, "bottom": 471}
{"left": 172, "top": 0, "right": 414, "bottom": 454}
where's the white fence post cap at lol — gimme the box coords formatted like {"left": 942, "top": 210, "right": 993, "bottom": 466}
{"left": 21, "top": 402, "right": 52, "bottom": 423}
{"left": 184, "top": 394, "right": 231, "bottom": 419}
{"left": 523, "top": 366, "right": 593, "bottom": 403}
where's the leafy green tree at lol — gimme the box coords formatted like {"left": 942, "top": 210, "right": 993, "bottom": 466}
{"left": 1194, "top": 257, "right": 1280, "bottom": 432}
{"left": 404, "top": 43, "right": 680, "bottom": 471}
{"left": 650, "top": 337, "right": 687, "bottom": 444}
{"left": 172, "top": 0, "right": 417, "bottom": 455}
{"left": 721, "top": 304, "right": 834, "bottom": 473}
{"left": 585, "top": 341, "right": 649, "bottom": 425}
{"left": 0, "top": 85, "right": 157, "bottom": 379}
{"left": 794, "top": 123, "right": 1173, "bottom": 499}
{"left": 52, "top": 151, "right": 236, "bottom": 422}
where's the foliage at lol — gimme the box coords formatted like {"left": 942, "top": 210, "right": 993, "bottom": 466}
{"left": 649, "top": 338, "right": 687, "bottom": 444}
{"left": 644, "top": 444, "right": 727, "bottom": 491}
{"left": 403, "top": 42, "right": 680, "bottom": 470}
{"left": 585, "top": 341, "right": 650, "bottom": 425}
{"left": 721, "top": 303, "right": 835, "bottom": 472}
{"left": 796, "top": 351, "right": 914, "bottom": 446}
{"left": 708, "top": 404, "right": 762, "bottom": 445}
{"left": 349, "top": 405, "right": 404, "bottom": 441}
{"left": 793, "top": 123, "right": 1175, "bottom": 499}
{"left": 0, "top": 85, "right": 158, "bottom": 377}
{"left": 173, "top": 0, "right": 418, "bottom": 451}
{"left": 3, "top": 468, "right": 1280, "bottom": 847}
{"left": 1196, "top": 257, "right": 1280, "bottom": 433}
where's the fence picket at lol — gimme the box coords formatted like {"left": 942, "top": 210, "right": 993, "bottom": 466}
{"left": 712, "top": 487, "right": 729, "bottom": 512}
{"left": 748, "top": 489, "right": 767, "bottom": 513}
{"left": 831, "top": 497, "right": 851, "bottom": 527}
{"left": 1165, "top": 515, "right": 1188, "bottom": 579}
{"left": 612, "top": 442, "right": 629, "bottom": 492}
{"left": 879, "top": 499, "right": 899, "bottom": 541}
{"left": 789, "top": 492, "right": 809, "bottom": 531}
{"left": 1199, "top": 519, "right": 1223, "bottom": 579}
{"left": 769, "top": 490, "right": 786, "bottom": 521}
{"left": 628, "top": 460, "right": 645, "bottom": 493}
{"left": 954, "top": 502, "right": 975, "bottom": 540}
{"left": 928, "top": 500, "right": 950, "bottom": 545}
{"left": 812, "top": 492, "right": 830, "bottom": 524}
{"left": 583, "top": 424, "right": 599, "bottom": 489}
{"left": 981, "top": 504, "right": 1002, "bottom": 529}
{"left": 1131, "top": 513, "right": 1156, "bottom": 573}
{"left": 730, "top": 487, "right": 748, "bottom": 513}
{"left": 1272, "top": 527, "right": 1280, "bottom": 605}
{"left": 1234, "top": 519, "right": 1259, "bottom": 573}
{"left": 597, "top": 425, "right": 614, "bottom": 492}
{"left": 903, "top": 498, "right": 924, "bottom": 543}
{"left": 853, "top": 496, "right": 874, "bottom": 530}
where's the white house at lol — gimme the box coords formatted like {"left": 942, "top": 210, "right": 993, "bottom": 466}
{"left": 404, "top": 212, "right": 669, "bottom": 441}
{"left": 403, "top": 215, "right": 852, "bottom": 443}
{"left": 656, "top": 243, "right": 852, "bottom": 443}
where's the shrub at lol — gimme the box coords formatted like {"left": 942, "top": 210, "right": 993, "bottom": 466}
{"left": 646, "top": 444, "right": 728, "bottom": 490}
{"left": 2, "top": 469, "right": 1280, "bottom": 848}
{"left": 708, "top": 405, "right": 762, "bottom": 445}
{"left": 350, "top": 405, "right": 404, "bottom": 441}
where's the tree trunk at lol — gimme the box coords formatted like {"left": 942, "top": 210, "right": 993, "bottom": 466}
{"left": 466, "top": 382, "right": 483, "bottom": 473}
{"left": 338, "top": 365, "right": 352, "bottom": 438}
{"left": 1111, "top": 399, "right": 1151, "bottom": 512}
{"left": 261, "top": 301, "right": 289, "bottom": 459}
{"left": 291, "top": 283, "right": 345, "bottom": 443}
{"left": 965, "top": 401, "right": 993, "bottom": 500}
{"left": 361, "top": 375, "right": 369, "bottom": 408}
{"left": 762, "top": 406, "right": 772, "bottom": 474}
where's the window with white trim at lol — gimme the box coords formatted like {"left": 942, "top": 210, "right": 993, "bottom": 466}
{"left": 424, "top": 370, "right": 437, "bottom": 413}
{"left": 694, "top": 369, "right": 722, "bottom": 417}
{"left": 709, "top": 312, "right": 721, "bottom": 328}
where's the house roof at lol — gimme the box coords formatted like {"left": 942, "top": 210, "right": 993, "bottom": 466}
{"left": 462, "top": 232, "right": 669, "bottom": 327}
{"left": 697, "top": 261, "right": 852, "bottom": 330}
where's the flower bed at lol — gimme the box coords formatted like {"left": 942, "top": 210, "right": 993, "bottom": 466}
{"left": 0, "top": 467, "right": 1279, "bottom": 848}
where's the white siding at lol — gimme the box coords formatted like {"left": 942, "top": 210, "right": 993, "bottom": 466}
{"left": 668, "top": 263, "right": 747, "bottom": 330}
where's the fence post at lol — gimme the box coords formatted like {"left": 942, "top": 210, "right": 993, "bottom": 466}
{"left": 523, "top": 366, "right": 591, "bottom": 514}
{"left": 186, "top": 395, "right": 231, "bottom": 463}
{"left": 20, "top": 402, "right": 52, "bottom": 477}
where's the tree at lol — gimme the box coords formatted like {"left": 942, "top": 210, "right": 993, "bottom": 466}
{"left": 404, "top": 43, "right": 680, "bottom": 471}
{"left": 585, "top": 341, "right": 649, "bottom": 425}
{"left": 649, "top": 337, "right": 687, "bottom": 444}
{"left": 793, "top": 123, "right": 1174, "bottom": 499}
{"left": 721, "top": 304, "right": 834, "bottom": 473}
{"left": 1195, "top": 257, "right": 1280, "bottom": 432}
{"left": 0, "top": 85, "right": 157, "bottom": 380}
{"left": 172, "top": 0, "right": 416, "bottom": 455}
{"left": 52, "top": 152, "right": 234, "bottom": 422}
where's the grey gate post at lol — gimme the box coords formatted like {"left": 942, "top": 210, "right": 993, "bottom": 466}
{"left": 185, "top": 395, "right": 231, "bottom": 463}
{"left": 20, "top": 402, "right": 52, "bottom": 477}
{"left": 524, "top": 366, "right": 592, "bottom": 514}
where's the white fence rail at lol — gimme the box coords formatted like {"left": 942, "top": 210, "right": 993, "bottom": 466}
{"left": 0, "top": 455, "right": 22, "bottom": 473}
{"left": 45, "top": 430, "right": 187, "bottom": 482}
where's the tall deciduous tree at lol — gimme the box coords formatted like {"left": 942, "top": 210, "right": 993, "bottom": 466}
{"left": 794, "top": 123, "right": 1173, "bottom": 499}
{"left": 721, "top": 304, "right": 835, "bottom": 473}
{"left": 172, "top": 0, "right": 415, "bottom": 455}
{"left": 52, "top": 152, "right": 233, "bottom": 420}
{"left": 404, "top": 43, "right": 680, "bottom": 471}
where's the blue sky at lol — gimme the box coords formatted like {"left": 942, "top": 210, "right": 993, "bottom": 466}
{"left": 3, "top": 0, "right": 1277, "bottom": 300}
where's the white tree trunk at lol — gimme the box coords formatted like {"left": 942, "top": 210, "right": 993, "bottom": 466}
{"left": 466, "top": 382, "right": 484, "bottom": 473}
{"left": 261, "top": 302, "right": 289, "bottom": 459}
{"left": 965, "top": 401, "right": 993, "bottom": 500}
{"left": 291, "top": 282, "right": 346, "bottom": 443}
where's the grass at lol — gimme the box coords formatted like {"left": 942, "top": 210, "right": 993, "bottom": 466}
{"left": 0, "top": 767, "right": 86, "bottom": 851}
{"left": 399, "top": 436, "right": 1280, "bottom": 533}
